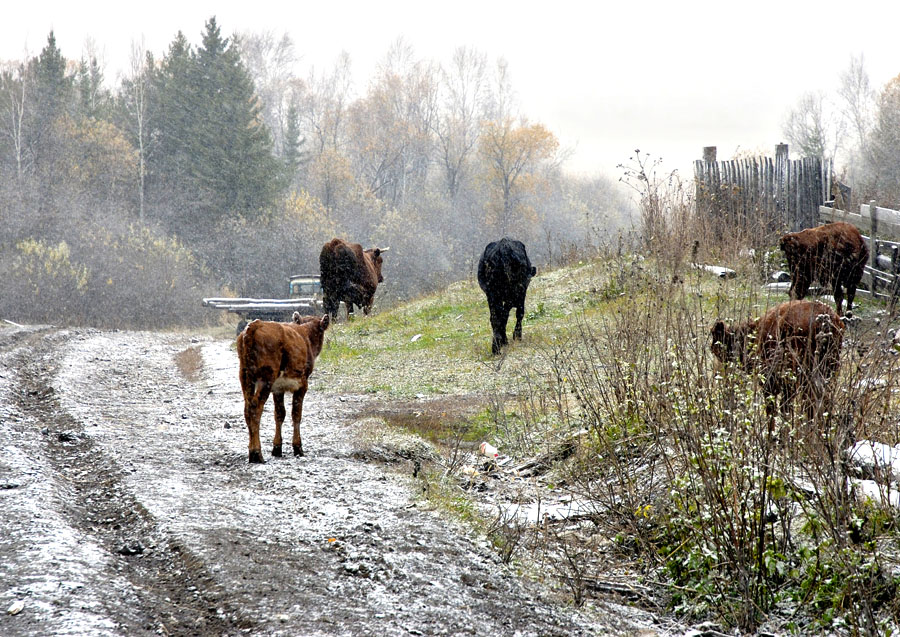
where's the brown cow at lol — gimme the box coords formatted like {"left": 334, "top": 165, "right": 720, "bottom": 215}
{"left": 236, "top": 312, "right": 330, "bottom": 463}
{"left": 319, "top": 238, "right": 388, "bottom": 319}
{"left": 779, "top": 221, "right": 868, "bottom": 315}
{"left": 710, "top": 300, "right": 844, "bottom": 420}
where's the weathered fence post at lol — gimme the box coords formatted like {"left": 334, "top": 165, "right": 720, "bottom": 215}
{"left": 870, "top": 200, "right": 879, "bottom": 298}
{"left": 775, "top": 144, "right": 789, "bottom": 229}
{"left": 695, "top": 144, "right": 827, "bottom": 238}
{"left": 890, "top": 244, "right": 900, "bottom": 314}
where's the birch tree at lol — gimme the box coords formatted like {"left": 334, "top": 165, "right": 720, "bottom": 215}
{"left": 434, "top": 46, "right": 487, "bottom": 201}
{"left": 119, "top": 38, "right": 151, "bottom": 221}
{"left": 0, "top": 59, "right": 29, "bottom": 183}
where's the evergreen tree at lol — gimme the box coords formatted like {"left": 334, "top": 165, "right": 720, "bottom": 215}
{"left": 147, "top": 18, "right": 280, "bottom": 233}
{"left": 282, "top": 101, "right": 304, "bottom": 184}
{"left": 193, "top": 17, "right": 280, "bottom": 215}
{"left": 29, "top": 31, "right": 74, "bottom": 210}
{"left": 76, "top": 55, "right": 108, "bottom": 119}
{"left": 32, "top": 31, "right": 71, "bottom": 128}
{"left": 149, "top": 30, "right": 196, "bottom": 207}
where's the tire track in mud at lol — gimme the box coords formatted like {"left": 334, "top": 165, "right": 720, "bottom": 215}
{"left": 1, "top": 328, "right": 245, "bottom": 636}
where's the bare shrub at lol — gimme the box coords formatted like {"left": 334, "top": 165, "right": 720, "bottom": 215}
{"left": 506, "top": 166, "right": 900, "bottom": 631}
{"left": 0, "top": 220, "right": 216, "bottom": 329}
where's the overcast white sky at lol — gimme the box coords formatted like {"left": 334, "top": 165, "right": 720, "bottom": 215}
{"left": 2, "top": 1, "right": 899, "bottom": 178}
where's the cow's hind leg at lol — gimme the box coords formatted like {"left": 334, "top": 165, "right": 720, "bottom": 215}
{"left": 323, "top": 294, "right": 340, "bottom": 319}
{"left": 488, "top": 304, "right": 506, "bottom": 355}
{"left": 513, "top": 301, "right": 525, "bottom": 341}
{"left": 291, "top": 385, "right": 308, "bottom": 457}
{"left": 244, "top": 383, "right": 270, "bottom": 464}
{"left": 272, "top": 392, "right": 286, "bottom": 457}
{"left": 833, "top": 282, "right": 845, "bottom": 315}
{"left": 846, "top": 283, "right": 858, "bottom": 313}
{"left": 500, "top": 306, "right": 511, "bottom": 347}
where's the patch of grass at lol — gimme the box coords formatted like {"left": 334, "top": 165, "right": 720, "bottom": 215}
{"left": 361, "top": 398, "right": 495, "bottom": 449}
{"left": 314, "top": 257, "right": 689, "bottom": 397}
{"left": 418, "top": 467, "right": 485, "bottom": 530}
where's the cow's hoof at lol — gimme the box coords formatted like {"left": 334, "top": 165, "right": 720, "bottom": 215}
{"left": 293, "top": 444, "right": 304, "bottom": 457}
{"left": 248, "top": 450, "right": 265, "bottom": 464}
{"left": 272, "top": 445, "right": 283, "bottom": 457}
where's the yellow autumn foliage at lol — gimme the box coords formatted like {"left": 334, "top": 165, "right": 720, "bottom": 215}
{"left": 53, "top": 115, "right": 138, "bottom": 201}
{"left": 14, "top": 239, "right": 89, "bottom": 294}
{"left": 283, "top": 189, "right": 342, "bottom": 239}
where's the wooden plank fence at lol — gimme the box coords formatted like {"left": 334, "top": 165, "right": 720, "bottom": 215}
{"left": 695, "top": 144, "right": 832, "bottom": 232}
{"left": 820, "top": 201, "right": 900, "bottom": 305}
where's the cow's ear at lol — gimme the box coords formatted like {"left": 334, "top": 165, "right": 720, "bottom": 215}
{"left": 320, "top": 314, "right": 331, "bottom": 331}
{"left": 531, "top": 266, "right": 537, "bottom": 276}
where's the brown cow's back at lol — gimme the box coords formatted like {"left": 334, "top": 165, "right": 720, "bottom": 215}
{"left": 780, "top": 221, "right": 868, "bottom": 314}
{"left": 755, "top": 300, "right": 844, "bottom": 377}
{"left": 711, "top": 300, "right": 844, "bottom": 420}
{"left": 238, "top": 321, "right": 316, "bottom": 389}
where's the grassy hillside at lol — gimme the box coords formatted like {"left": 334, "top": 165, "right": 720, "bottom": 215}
{"left": 313, "top": 251, "right": 810, "bottom": 398}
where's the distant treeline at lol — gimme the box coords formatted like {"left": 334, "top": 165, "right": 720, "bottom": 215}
{"left": 0, "top": 18, "right": 632, "bottom": 329}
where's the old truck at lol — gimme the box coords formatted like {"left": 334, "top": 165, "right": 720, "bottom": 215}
{"left": 202, "top": 274, "right": 323, "bottom": 333}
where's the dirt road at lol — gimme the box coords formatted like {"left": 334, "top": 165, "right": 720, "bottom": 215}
{"left": 0, "top": 326, "right": 652, "bottom": 636}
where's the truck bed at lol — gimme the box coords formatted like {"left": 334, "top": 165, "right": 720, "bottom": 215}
{"left": 202, "top": 297, "right": 320, "bottom": 316}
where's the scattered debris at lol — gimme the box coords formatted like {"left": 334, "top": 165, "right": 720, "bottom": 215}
{"left": 118, "top": 541, "right": 145, "bottom": 556}
{"left": 770, "top": 270, "right": 791, "bottom": 283}
{"left": 889, "top": 329, "right": 900, "bottom": 352}
{"left": 479, "top": 442, "right": 499, "bottom": 459}
{"left": 691, "top": 263, "right": 736, "bottom": 279}
{"left": 852, "top": 479, "right": 900, "bottom": 509}
{"left": 847, "top": 440, "right": 900, "bottom": 483}
{"left": 856, "top": 378, "right": 888, "bottom": 392}
{"left": 7, "top": 600, "right": 25, "bottom": 615}
{"left": 410, "top": 334, "right": 423, "bottom": 343}
{"left": 508, "top": 434, "right": 583, "bottom": 478}
{"left": 460, "top": 465, "right": 480, "bottom": 479}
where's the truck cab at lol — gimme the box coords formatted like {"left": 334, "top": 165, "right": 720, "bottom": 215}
{"left": 289, "top": 274, "right": 323, "bottom": 301}
{"left": 203, "top": 274, "right": 324, "bottom": 334}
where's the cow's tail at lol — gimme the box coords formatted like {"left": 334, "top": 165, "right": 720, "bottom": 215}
{"left": 237, "top": 320, "right": 267, "bottom": 402}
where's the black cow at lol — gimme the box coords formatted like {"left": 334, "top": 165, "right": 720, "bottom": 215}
{"left": 477, "top": 238, "right": 536, "bottom": 355}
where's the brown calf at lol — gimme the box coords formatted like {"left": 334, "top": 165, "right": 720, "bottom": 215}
{"left": 779, "top": 221, "right": 868, "bottom": 315}
{"left": 711, "top": 300, "right": 844, "bottom": 420}
{"left": 236, "top": 312, "right": 330, "bottom": 463}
